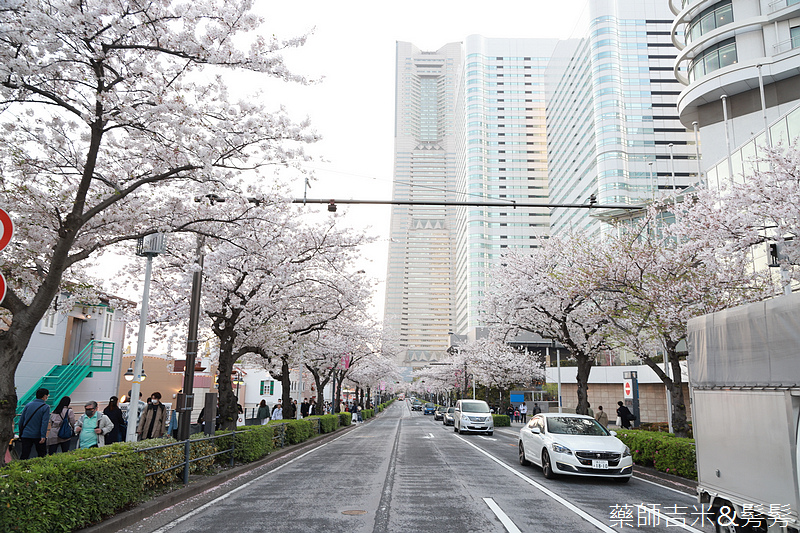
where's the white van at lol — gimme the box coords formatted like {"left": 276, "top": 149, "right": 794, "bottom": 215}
{"left": 454, "top": 399, "right": 494, "bottom": 435}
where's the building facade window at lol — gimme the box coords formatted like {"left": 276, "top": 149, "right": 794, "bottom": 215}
{"left": 40, "top": 306, "right": 56, "bottom": 335}
{"left": 792, "top": 25, "right": 800, "bottom": 49}
{"left": 102, "top": 309, "right": 114, "bottom": 339}
{"left": 260, "top": 380, "right": 274, "bottom": 395}
{"left": 686, "top": 1, "right": 733, "bottom": 44}
{"left": 689, "top": 38, "right": 737, "bottom": 82}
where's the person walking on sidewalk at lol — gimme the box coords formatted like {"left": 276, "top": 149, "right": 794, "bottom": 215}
{"left": 519, "top": 402, "right": 528, "bottom": 423}
{"left": 75, "top": 401, "right": 114, "bottom": 448}
{"left": 18, "top": 388, "right": 51, "bottom": 459}
{"left": 594, "top": 405, "right": 609, "bottom": 428}
{"left": 47, "top": 396, "right": 75, "bottom": 454}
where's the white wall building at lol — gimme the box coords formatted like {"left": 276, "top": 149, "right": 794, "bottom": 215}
{"left": 670, "top": 0, "right": 800, "bottom": 185}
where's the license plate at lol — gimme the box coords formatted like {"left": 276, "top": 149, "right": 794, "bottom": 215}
{"left": 592, "top": 460, "right": 609, "bottom": 469}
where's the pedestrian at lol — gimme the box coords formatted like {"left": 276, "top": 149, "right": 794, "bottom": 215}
{"left": 46, "top": 395, "right": 75, "bottom": 455}
{"left": 197, "top": 401, "right": 221, "bottom": 432}
{"left": 126, "top": 391, "right": 146, "bottom": 439}
{"left": 18, "top": 387, "right": 51, "bottom": 460}
{"left": 75, "top": 401, "right": 114, "bottom": 448}
{"left": 301, "top": 398, "right": 310, "bottom": 418}
{"left": 257, "top": 399, "right": 270, "bottom": 424}
{"left": 616, "top": 401, "right": 634, "bottom": 429}
{"left": 103, "top": 396, "right": 126, "bottom": 444}
{"left": 519, "top": 402, "right": 528, "bottom": 423}
{"left": 271, "top": 403, "right": 283, "bottom": 420}
{"left": 138, "top": 392, "right": 167, "bottom": 440}
{"left": 513, "top": 407, "right": 520, "bottom": 423}
{"left": 506, "top": 405, "right": 514, "bottom": 418}
{"left": 586, "top": 402, "right": 594, "bottom": 418}
{"left": 350, "top": 402, "right": 358, "bottom": 424}
{"left": 532, "top": 402, "right": 542, "bottom": 415}
{"left": 309, "top": 401, "right": 316, "bottom": 416}
{"left": 594, "top": 405, "right": 609, "bottom": 428}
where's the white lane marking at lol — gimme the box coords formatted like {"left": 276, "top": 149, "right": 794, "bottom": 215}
{"left": 457, "top": 436, "right": 617, "bottom": 533}
{"left": 635, "top": 504, "right": 706, "bottom": 533}
{"left": 632, "top": 472, "right": 696, "bottom": 497}
{"left": 422, "top": 433, "right": 435, "bottom": 439}
{"left": 483, "top": 497, "right": 522, "bottom": 533}
{"left": 478, "top": 436, "right": 497, "bottom": 441}
{"left": 151, "top": 433, "right": 348, "bottom": 533}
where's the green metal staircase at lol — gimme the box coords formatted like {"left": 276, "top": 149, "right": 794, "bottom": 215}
{"left": 15, "top": 340, "right": 114, "bottom": 432}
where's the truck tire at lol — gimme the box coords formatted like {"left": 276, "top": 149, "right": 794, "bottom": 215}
{"left": 713, "top": 504, "right": 752, "bottom": 533}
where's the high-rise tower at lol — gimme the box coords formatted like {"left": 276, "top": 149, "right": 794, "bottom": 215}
{"left": 384, "top": 42, "right": 462, "bottom": 368}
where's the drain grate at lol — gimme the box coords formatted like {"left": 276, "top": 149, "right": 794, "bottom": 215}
{"left": 341, "top": 510, "right": 368, "bottom": 516}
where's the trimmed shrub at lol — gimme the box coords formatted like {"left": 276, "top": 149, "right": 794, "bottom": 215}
{"left": 615, "top": 429, "right": 697, "bottom": 480}
{"left": 362, "top": 409, "right": 374, "bottom": 419}
{"left": 0, "top": 446, "right": 145, "bottom": 533}
{"left": 127, "top": 437, "right": 187, "bottom": 488}
{"left": 285, "top": 418, "right": 313, "bottom": 445}
{"left": 492, "top": 414, "right": 511, "bottom": 427}
{"left": 215, "top": 425, "right": 274, "bottom": 464}
{"left": 315, "top": 414, "right": 339, "bottom": 433}
{"left": 338, "top": 412, "right": 352, "bottom": 427}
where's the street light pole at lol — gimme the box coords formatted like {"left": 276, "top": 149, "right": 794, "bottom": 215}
{"left": 177, "top": 234, "right": 205, "bottom": 441}
{"left": 127, "top": 234, "right": 165, "bottom": 443}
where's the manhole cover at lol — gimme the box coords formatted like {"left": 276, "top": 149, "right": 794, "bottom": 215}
{"left": 341, "top": 510, "right": 368, "bottom": 516}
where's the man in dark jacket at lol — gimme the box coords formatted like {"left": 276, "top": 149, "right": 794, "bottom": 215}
{"left": 18, "top": 388, "right": 51, "bottom": 459}
{"left": 617, "top": 401, "right": 635, "bottom": 429}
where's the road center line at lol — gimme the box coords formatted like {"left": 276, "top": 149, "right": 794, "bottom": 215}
{"left": 457, "top": 435, "right": 617, "bottom": 533}
{"left": 483, "top": 498, "right": 522, "bottom": 533}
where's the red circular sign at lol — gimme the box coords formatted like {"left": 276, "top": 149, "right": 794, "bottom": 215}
{"left": 624, "top": 382, "right": 632, "bottom": 396}
{"left": 0, "top": 208, "right": 13, "bottom": 252}
{"left": 0, "top": 272, "right": 6, "bottom": 305}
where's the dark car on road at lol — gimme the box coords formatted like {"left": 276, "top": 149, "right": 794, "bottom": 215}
{"left": 423, "top": 403, "right": 436, "bottom": 415}
{"left": 411, "top": 400, "right": 423, "bottom": 411}
{"left": 434, "top": 406, "right": 447, "bottom": 421}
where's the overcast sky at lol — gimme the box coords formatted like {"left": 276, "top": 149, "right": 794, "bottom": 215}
{"left": 248, "top": 1, "right": 591, "bottom": 319}
{"left": 247, "top": 0, "right": 593, "bottom": 318}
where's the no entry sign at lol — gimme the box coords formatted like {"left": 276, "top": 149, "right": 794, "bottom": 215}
{"left": 0, "top": 208, "right": 12, "bottom": 305}
{"left": 623, "top": 380, "right": 633, "bottom": 399}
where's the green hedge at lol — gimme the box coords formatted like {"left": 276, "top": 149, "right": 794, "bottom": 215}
{"left": 285, "top": 419, "right": 313, "bottom": 445}
{"left": 338, "top": 412, "right": 352, "bottom": 427}
{"left": 214, "top": 425, "right": 274, "bottom": 463}
{"left": 0, "top": 446, "right": 145, "bottom": 533}
{"left": 361, "top": 409, "right": 374, "bottom": 419}
{"left": 492, "top": 414, "right": 511, "bottom": 427}
{"left": 313, "top": 414, "right": 339, "bottom": 433}
{"left": 615, "top": 429, "right": 697, "bottom": 480}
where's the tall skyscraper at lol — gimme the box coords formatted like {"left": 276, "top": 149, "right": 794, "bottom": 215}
{"left": 546, "top": 0, "right": 699, "bottom": 238}
{"left": 384, "top": 42, "right": 462, "bottom": 368}
{"left": 453, "top": 36, "right": 559, "bottom": 334}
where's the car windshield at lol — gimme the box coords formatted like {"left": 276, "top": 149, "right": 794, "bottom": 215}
{"left": 460, "top": 401, "right": 490, "bottom": 413}
{"left": 447, "top": 407, "right": 455, "bottom": 414}
{"left": 546, "top": 417, "right": 609, "bottom": 436}
{"left": 425, "top": 403, "right": 434, "bottom": 407}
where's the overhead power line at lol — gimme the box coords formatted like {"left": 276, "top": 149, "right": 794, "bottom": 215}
{"left": 293, "top": 198, "right": 646, "bottom": 210}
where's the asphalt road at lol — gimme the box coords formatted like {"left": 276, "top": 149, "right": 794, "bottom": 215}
{"left": 118, "top": 401, "right": 716, "bottom": 533}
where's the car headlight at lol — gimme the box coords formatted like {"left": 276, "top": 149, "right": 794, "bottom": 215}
{"left": 551, "top": 443, "right": 572, "bottom": 455}
{"left": 623, "top": 446, "right": 631, "bottom": 458}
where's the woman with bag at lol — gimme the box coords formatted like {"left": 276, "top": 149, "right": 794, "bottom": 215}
{"left": 103, "top": 396, "right": 126, "bottom": 444}
{"left": 46, "top": 396, "right": 75, "bottom": 455}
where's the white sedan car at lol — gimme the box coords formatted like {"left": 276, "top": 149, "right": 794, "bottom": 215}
{"left": 518, "top": 413, "right": 633, "bottom": 482}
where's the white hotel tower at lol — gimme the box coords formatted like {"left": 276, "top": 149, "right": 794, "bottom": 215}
{"left": 384, "top": 42, "right": 462, "bottom": 368}
{"left": 670, "top": 0, "right": 800, "bottom": 185}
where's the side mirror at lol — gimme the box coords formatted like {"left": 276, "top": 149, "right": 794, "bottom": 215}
{"left": 609, "top": 430, "right": 617, "bottom": 437}
{"left": 531, "top": 427, "right": 541, "bottom": 434}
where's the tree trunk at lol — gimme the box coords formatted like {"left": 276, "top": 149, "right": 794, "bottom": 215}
{"left": 280, "top": 357, "right": 292, "bottom": 418}
{"left": 574, "top": 352, "right": 592, "bottom": 415}
{"left": 216, "top": 328, "right": 238, "bottom": 431}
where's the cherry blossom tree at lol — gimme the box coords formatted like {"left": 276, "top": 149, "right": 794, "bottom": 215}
{"left": 483, "top": 236, "right": 611, "bottom": 415}
{"left": 0, "top": 0, "right": 317, "bottom": 452}
{"left": 585, "top": 204, "right": 771, "bottom": 437}
{"left": 142, "top": 203, "right": 371, "bottom": 428}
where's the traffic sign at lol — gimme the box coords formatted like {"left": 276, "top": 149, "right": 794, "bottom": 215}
{"left": 0, "top": 272, "right": 6, "bottom": 305}
{"left": 623, "top": 380, "right": 633, "bottom": 399}
{"left": 0, "top": 208, "right": 12, "bottom": 252}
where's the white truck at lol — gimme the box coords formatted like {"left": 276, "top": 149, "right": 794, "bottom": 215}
{"left": 687, "top": 294, "right": 800, "bottom": 533}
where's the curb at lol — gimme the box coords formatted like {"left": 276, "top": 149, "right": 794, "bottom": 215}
{"left": 77, "top": 418, "right": 371, "bottom": 533}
